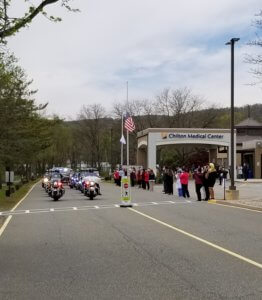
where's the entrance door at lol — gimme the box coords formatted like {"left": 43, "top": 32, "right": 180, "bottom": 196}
{"left": 243, "top": 153, "right": 254, "bottom": 178}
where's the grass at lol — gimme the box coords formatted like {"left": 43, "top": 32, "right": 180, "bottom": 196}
{"left": 0, "top": 180, "right": 38, "bottom": 212}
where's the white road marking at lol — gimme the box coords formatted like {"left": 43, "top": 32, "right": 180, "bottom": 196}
{"left": 128, "top": 208, "right": 262, "bottom": 270}
{"left": 0, "top": 181, "right": 39, "bottom": 238}
{"left": 186, "top": 200, "right": 191, "bottom": 203}
{"left": 208, "top": 201, "right": 262, "bottom": 213}
{"left": 0, "top": 200, "right": 193, "bottom": 217}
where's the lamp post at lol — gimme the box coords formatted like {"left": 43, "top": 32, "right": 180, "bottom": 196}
{"left": 225, "top": 38, "right": 239, "bottom": 190}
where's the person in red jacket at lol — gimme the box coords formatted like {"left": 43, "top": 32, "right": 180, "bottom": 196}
{"left": 180, "top": 168, "right": 190, "bottom": 198}
{"left": 144, "top": 169, "right": 150, "bottom": 190}
{"left": 136, "top": 169, "right": 142, "bottom": 188}
{"left": 114, "top": 169, "right": 120, "bottom": 186}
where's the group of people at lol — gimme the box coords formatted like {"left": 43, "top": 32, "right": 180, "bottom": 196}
{"left": 114, "top": 162, "right": 228, "bottom": 201}
{"left": 163, "top": 163, "right": 222, "bottom": 201}
{"left": 113, "top": 167, "right": 156, "bottom": 191}
{"left": 162, "top": 167, "right": 191, "bottom": 198}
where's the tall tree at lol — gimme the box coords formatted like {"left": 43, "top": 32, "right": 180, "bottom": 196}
{"left": 0, "top": 0, "right": 78, "bottom": 42}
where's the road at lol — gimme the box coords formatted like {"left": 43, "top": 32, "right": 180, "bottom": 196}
{"left": 0, "top": 182, "right": 261, "bottom": 299}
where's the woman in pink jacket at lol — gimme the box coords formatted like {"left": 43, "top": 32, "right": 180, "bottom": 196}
{"left": 180, "top": 169, "right": 190, "bottom": 198}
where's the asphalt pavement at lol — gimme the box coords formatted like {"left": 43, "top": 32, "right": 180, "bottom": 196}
{"left": 0, "top": 182, "right": 261, "bottom": 299}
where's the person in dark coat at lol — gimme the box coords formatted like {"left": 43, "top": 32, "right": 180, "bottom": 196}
{"left": 141, "top": 169, "right": 146, "bottom": 189}
{"left": 130, "top": 168, "right": 136, "bottom": 187}
{"left": 242, "top": 163, "right": 248, "bottom": 181}
{"left": 207, "top": 163, "right": 217, "bottom": 200}
{"left": 202, "top": 165, "right": 210, "bottom": 201}
{"left": 166, "top": 169, "right": 174, "bottom": 195}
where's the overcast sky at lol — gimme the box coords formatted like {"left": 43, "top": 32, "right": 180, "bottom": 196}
{"left": 8, "top": 0, "right": 262, "bottom": 119}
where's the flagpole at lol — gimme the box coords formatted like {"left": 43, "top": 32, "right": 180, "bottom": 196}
{"left": 127, "top": 129, "right": 129, "bottom": 166}
{"left": 121, "top": 112, "right": 123, "bottom": 167}
{"left": 126, "top": 81, "right": 129, "bottom": 171}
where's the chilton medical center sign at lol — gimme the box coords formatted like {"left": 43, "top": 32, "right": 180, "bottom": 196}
{"left": 164, "top": 133, "right": 224, "bottom": 140}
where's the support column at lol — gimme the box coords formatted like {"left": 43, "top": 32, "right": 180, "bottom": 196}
{"left": 137, "top": 147, "right": 147, "bottom": 168}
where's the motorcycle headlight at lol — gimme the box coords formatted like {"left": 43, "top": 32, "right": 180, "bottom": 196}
{"left": 44, "top": 178, "right": 48, "bottom": 183}
{"left": 90, "top": 181, "right": 95, "bottom": 186}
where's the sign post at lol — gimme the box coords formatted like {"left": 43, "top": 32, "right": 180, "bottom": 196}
{"left": 5, "top": 170, "right": 14, "bottom": 197}
{"left": 120, "top": 176, "right": 132, "bottom": 207}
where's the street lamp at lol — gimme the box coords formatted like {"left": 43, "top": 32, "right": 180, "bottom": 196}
{"left": 225, "top": 38, "right": 239, "bottom": 191}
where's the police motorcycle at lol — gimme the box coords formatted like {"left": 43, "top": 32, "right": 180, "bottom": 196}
{"left": 83, "top": 171, "right": 101, "bottom": 200}
{"left": 69, "top": 173, "right": 78, "bottom": 189}
{"left": 50, "top": 178, "right": 65, "bottom": 201}
{"left": 42, "top": 174, "right": 49, "bottom": 188}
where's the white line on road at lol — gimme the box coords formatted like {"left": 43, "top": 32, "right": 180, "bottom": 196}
{"left": 208, "top": 201, "right": 262, "bottom": 213}
{"left": 0, "top": 181, "right": 39, "bottom": 238}
{"left": 128, "top": 208, "right": 262, "bottom": 270}
{"left": 0, "top": 200, "right": 194, "bottom": 217}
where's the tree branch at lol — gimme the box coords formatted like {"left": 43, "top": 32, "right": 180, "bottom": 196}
{"left": 0, "top": 0, "right": 59, "bottom": 39}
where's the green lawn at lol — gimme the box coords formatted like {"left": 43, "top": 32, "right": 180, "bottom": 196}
{"left": 0, "top": 180, "right": 38, "bottom": 212}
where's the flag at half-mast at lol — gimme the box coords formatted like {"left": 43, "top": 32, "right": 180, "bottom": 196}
{"left": 124, "top": 112, "right": 135, "bottom": 132}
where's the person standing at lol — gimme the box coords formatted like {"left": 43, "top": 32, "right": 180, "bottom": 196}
{"left": 144, "top": 169, "right": 150, "bottom": 190}
{"left": 218, "top": 166, "right": 223, "bottom": 185}
{"left": 114, "top": 169, "right": 120, "bottom": 186}
{"left": 207, "top": 163, "right": 217, "bottom": 200}
{"left": 193, "top": 167, "right": 203, "bottom": 201}
{"left": 180, "top": 168, "right": 190, "bottom": 198}
{"left": 162, "top": 168, "right": 168, "bottom": 194}
{"left": 202, "top": 165, "right": 210, "bottom": 200}
{"left": 175, "top": 169, "right": 183, "bottom": 197}
{"left": 242, "top": 163, "right": 248, "bottom": 181}
{"left": 137, "top": 169, "right": 142, "bottom": 188}
{"left": 141, "top": 169, "right": 146, "bottom": 189}
{"left": 130, "top": 168, "right": 136, "bottom": 187}
{"left": 166, "top": 169, "right": 174, "bottom": 195}
{"left": 148, "top": 169, "right": 156, "bottom": 192}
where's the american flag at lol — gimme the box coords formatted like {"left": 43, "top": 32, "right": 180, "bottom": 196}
{"left": 124, "top": 112, "right": 135, "bottom": 132}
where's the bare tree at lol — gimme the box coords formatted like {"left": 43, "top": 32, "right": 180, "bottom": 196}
{"left": 245, "top": 10, "right": 262, "bottom": 83}
{"left": 78, "top": 104, "right": 106, "bottom": 168}
{"left": 155, "top": 87, "right": 203, "bottom": 128}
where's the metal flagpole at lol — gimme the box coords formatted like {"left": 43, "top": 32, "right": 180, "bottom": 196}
{"left": 120, "top": 81, "right": 132, "bottom": 207}
{"left": 121, "top": 112, "right": 123, "bottom": 167}
{"left": 126, "top": 81, "right": 129, "bottom": 169}
{"left": 127, "top": 129, "right": 129, "bottom": 166}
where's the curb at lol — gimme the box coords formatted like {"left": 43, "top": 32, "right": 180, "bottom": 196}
{"left": 208, "top": 199, "right": 262, "bottom": 212}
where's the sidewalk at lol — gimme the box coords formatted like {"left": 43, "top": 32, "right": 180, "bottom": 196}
{"left": 155, "top": 180, "right": 262, "bottom": 211}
